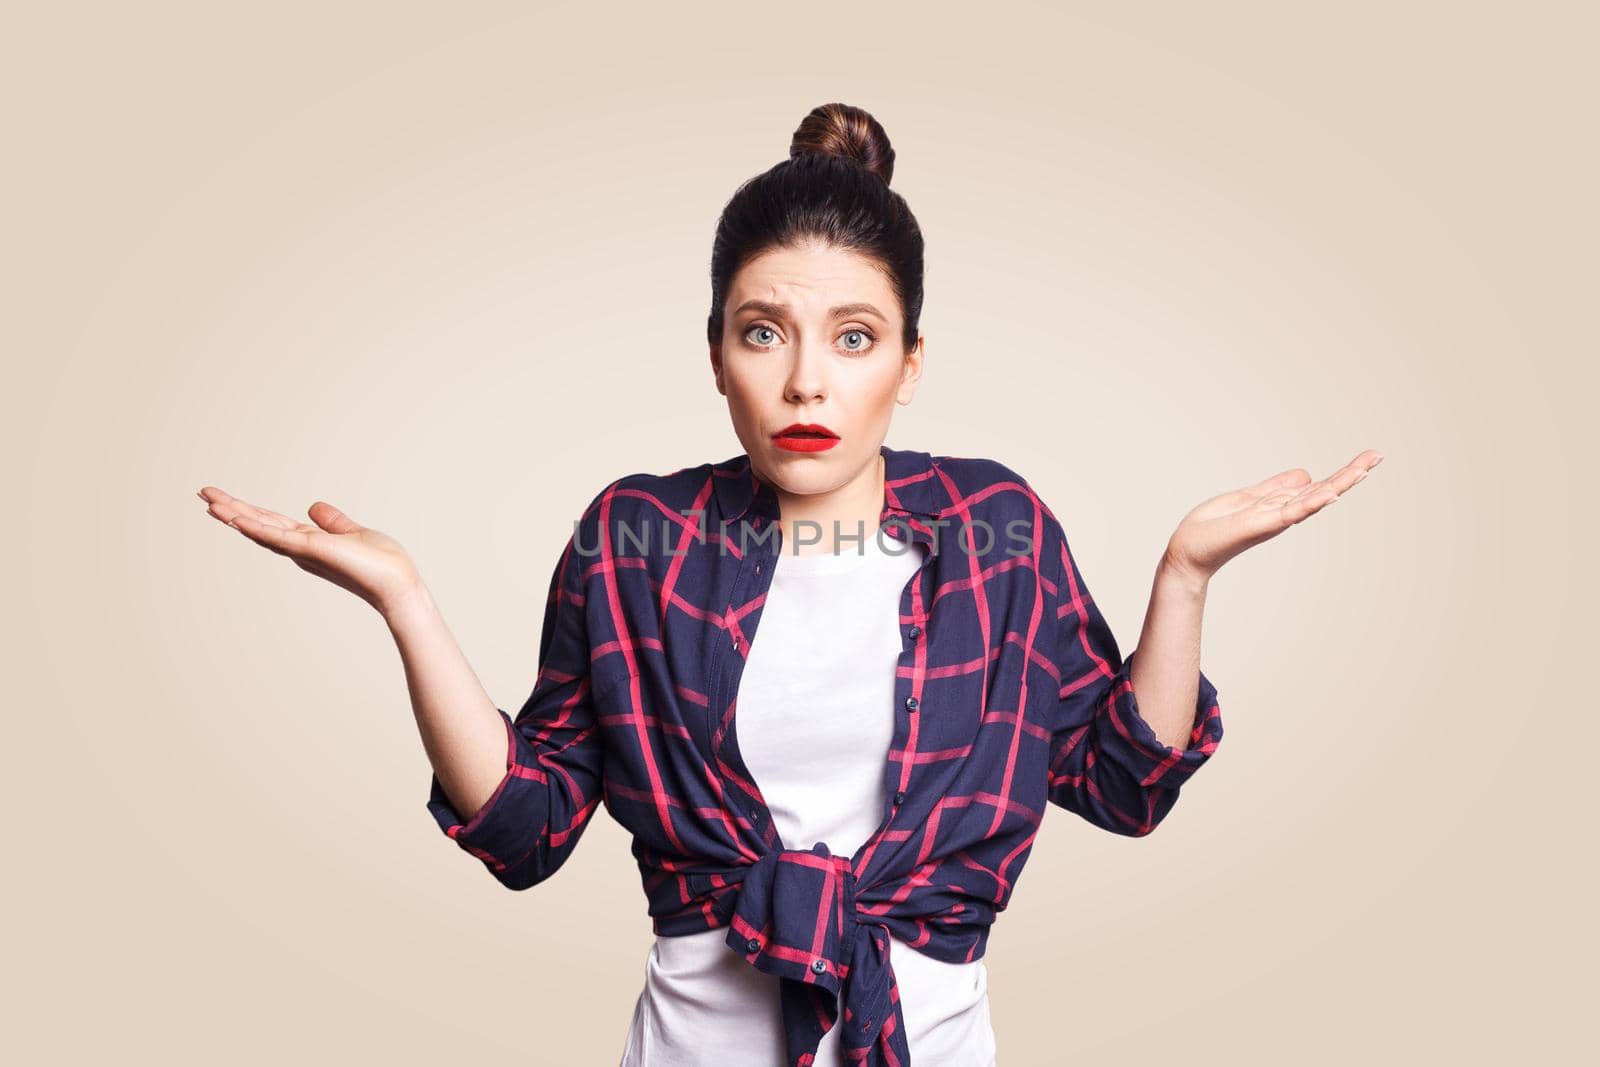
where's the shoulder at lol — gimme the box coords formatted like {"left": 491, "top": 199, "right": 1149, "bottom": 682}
{"left": 929, "top": 452, "right": 1030, "bottom": 495}
{"left": 929, "top": 452, "right": 1058, "bottom": 522}
{"left": 570, "top": 459, "right": 720, "bottom": 537}
{"left": 928, "top": 452, "right": 1068, "bottom": 564}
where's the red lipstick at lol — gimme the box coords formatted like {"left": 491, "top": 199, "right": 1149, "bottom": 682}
{"left": 771, "top": 423, "right": 840, "bottom": 453}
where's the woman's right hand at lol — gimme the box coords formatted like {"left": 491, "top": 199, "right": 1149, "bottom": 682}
{"left": 198, "top": 486, "right": 424, "bottom": 617}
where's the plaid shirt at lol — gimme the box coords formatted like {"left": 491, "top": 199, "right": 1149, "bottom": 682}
{"left": 427, "top": 444, "right": 1225, "bottom": 1066}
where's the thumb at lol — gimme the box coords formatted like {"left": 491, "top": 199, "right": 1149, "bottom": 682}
{"left": 307, "top": 501, "right": 362, "bottom": 534}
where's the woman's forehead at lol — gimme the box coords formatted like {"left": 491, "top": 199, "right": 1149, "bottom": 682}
{"left": 729, "top": 247, "right": 897, "bottom": 313}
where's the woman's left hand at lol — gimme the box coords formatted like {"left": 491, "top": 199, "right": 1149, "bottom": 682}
{"left": 1163, "top": 448, "right": 1384, "bottom": 584}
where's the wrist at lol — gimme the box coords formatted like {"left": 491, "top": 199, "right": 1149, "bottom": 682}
{"left": 380, "top": 577, "right": 438, "bottom": 632}
{"left": 1157, "top": 550, "right": 1211, "bottom": 598}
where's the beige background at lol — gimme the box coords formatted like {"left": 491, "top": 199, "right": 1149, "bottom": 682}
{"left": 8, "top": 1, "right": 1595, "bottom": 1063}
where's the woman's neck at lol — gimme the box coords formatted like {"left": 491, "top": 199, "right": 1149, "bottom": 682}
{"left": 771, "top": 452, "right": 887, "bottom": 557}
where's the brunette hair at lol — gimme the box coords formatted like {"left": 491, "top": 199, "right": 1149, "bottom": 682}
{"left": 706, "top": 102, "right": 926, "bottom": 353}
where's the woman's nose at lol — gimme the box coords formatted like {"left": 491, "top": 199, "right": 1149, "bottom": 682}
{"left": 784, "top": 340, "right": 828, "bottom": 402}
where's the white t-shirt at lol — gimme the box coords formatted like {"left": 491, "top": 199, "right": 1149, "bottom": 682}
{"left": 619, "top": 530, "right": 998, "bottom": 1066}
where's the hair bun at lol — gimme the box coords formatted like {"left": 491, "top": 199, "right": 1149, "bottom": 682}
{"left": 789, "top": 102, "right": 896, "bottom": 186}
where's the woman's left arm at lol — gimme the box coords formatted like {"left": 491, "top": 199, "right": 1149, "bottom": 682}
{"left": 1128, "top": 448, "right": 1385, "bottom": 748}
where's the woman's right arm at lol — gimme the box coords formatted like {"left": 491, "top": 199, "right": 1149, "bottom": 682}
{"left": 199, "top": 485, "right": 608, "bottom": 889}
{"left": 197, "top": 488, "right": 514, "bottom": 829}
{"left": 382, "top": 582, "right": 513, "bottom": 826}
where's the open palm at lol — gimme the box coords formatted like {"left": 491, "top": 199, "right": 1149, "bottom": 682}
{"left": 1165, "top": 449, "right": 1384, "bottom": 581}
{"left": 198, "top": 487, "right": 421, "bottom": 614}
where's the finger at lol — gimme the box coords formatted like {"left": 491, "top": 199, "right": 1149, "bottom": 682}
{"left": 1260, "top": 477, "right": 1330, "bottom": 509}
{"left": 1345, "top": 449, "right": 1384, "bottom": 486}
{"left": 1253, "top": 451, "right": 1382, "bottom": 517}
{"left": 1259, "top": 475, "right": 1336, "bottom": 516}
{"left": 202, "top": 488, "right": 299, "bottom": 530}
{"left": 1279, "top": 487, "right": 1339, "bottom": 525}
{"left": 1280, "top": 468, "right": 1351, "bottom": 508}
{"left": 1242, "top": 467, "right": 1314, "bottom": 498}
{"left": 207, "top": 499, "right": 295, "bottom": 532}
{"left": 226, "top": 512, "right": 316, "bottom": 558}
{"left": 1285, "top": 478, "right": 1339, "bottom": 509}
{"left": 1328, "top": 449, "right": 1383, "bottom": 480}
{"left": 1317, "top": 451, "right": 1385, "bottom": 498}
{"left": 1258, "top": 487, "right": 1309, "bottom": 510}
{"left": 307, "top": 501, "right": 362, "bottom": 535}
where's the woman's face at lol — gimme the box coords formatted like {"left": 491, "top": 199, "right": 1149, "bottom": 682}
{"left": 711, "top": 240, "right": 924, "bottom": 500}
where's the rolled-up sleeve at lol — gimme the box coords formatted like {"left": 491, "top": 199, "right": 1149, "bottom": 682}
{"left": 1043, "top": 520, "right": 1224, "bottom": 836}
{"left": 426, "top": 527, "right": 607, "bottom": 890}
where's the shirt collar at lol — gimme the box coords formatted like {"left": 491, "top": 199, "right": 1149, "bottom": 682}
{"left": 713, "top": 444, "right": 945, "bottom": 543}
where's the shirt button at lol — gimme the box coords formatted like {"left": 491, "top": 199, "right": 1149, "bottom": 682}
{"left": 894, "top": 790, "right": 906, "bottom": 805}
{"left": 908, "top": 625, "right": 921, "bottom": 639}
{"left": 905, "top": 696, "right": 918, "bottom": 712}
{"left": 811, "top": 958, "right": 827, "bottom": 974}
{"left": 746, "top": 938, "right": 761, "bottom": 953}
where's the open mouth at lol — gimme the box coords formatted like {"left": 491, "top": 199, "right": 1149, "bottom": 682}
{"left": 772, "top": 424, "right": 840, "bottom": 450}
{"left": 773, "top": 424, "right": 838, "bottom": 439}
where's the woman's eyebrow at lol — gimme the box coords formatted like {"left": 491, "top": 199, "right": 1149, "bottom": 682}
{"left": 733, "top": 300, "right": 887, "bottom": 323}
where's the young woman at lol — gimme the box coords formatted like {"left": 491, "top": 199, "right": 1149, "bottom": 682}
{"left": 199, "top": 103, "right": 1381, "bottom": 1066}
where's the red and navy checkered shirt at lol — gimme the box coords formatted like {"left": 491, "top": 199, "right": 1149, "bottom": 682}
{"left": 427, "top": 444, "right": 1225, "bottom": 1066}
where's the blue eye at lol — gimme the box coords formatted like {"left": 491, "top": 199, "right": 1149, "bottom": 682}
{"left": 741, "top": 324, "right": 877, "bottom": 354}
{"left": 841, "top": 329, "right": 874, "bottom": 353}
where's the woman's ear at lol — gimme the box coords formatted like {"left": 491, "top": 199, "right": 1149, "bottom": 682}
{"left": 896, "top": 335, "right": 925, "bottom": 405}
{"left": 709, "top": 343, "right": 726, "bottom": 396}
